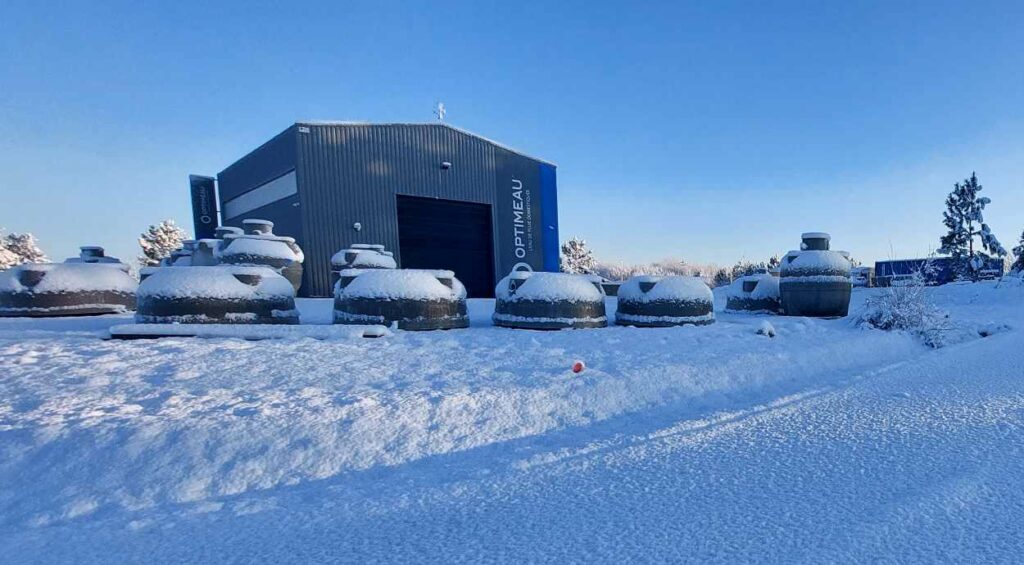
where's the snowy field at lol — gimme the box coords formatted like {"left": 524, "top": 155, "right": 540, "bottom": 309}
{"left": 1, "top": 281, "right": 1023, "bottom": 563}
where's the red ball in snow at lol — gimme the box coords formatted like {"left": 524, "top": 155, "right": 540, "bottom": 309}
{"left": 572, "top": 361, "right": 585, "bottom": 373}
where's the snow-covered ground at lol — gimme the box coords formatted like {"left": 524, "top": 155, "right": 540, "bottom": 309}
{"left": 1, "top": 281, "right": 1022, "bottom": 562}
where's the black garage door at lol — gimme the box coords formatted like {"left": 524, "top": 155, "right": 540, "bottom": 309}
{"left": 396, "top": 195, "right": 496, "bottom": 298}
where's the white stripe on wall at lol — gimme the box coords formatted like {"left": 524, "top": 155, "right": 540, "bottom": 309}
{"left": 223, "top": 170, "right": 297, "bottom": 220}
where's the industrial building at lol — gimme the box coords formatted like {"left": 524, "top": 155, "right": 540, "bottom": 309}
{"left": 191, "top": 122, "right": 559, "bottom": 297}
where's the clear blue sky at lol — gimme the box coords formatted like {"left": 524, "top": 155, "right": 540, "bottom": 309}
{"left": 2, "top": 0, "right": 1023, "bottom": 267}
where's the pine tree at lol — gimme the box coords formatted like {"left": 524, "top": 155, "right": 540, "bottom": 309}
{"left": 1012, "top": 229, "right": 1024, "bottom": 274}
{"left": 730, "top": 260, "right": 766, "bottom": 280}
{"left": 559, "top": 237, "right": 596, "bottom": 274}
{"left": 138, "top": 219, "right": 188, "bottom": 267}
{"left": 0, "top": 229, "right": 48, "bottom": 269}
{"left": 0, "top": 240, "right": 18, "bottom": 270}
{"left": 713, "top": 268, "right": 732, "bottom": 287}
{"left": 938, "top": 172, "right": 1007, "bottom": 280}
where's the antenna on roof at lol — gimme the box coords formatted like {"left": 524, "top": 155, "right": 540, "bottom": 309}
{"left": 434, "top": 101, "right": 446, "bottom": 122}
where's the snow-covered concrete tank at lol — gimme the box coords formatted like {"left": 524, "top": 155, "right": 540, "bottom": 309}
{"left": 493, "top": 265, "right": 607, "bottom": 330}
{"left": 333, "top": 269, "right": 469, "bottom": 330}
{"left": 217, "top": 219, "right": 304, "bottom": 292}
{"left": 725, "top": 273, "right": 781, "bottom": 314}
{"left": 779, "top": 232, "right": 852, "bottom": 317}
{"left": 330, "top": 244, "right": 397, "bottom": 288}
{"left": 615, "top": 275, "right": 715, "bottom": 327}
{"left": 135, "top": 265, "right": 299, "bottom": 324}
{"left": 0, "top": 247, "right": 137, "bottom": 317}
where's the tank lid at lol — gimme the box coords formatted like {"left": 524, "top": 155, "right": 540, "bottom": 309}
{"left": 215, "top": 226, "right": 243, "bottom": 236}
{"left": 801, "top": 232, "right": 831, "bottom": 240}
{"left": 242, "top": 219, "right": 274, "bottom": 234}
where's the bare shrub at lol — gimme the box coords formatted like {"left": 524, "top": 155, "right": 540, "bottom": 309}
{"left": 858, "top": 270, "right": 951, "bottom": 347}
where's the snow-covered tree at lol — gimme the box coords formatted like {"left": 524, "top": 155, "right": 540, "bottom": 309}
{"left": 767, "top": 255, "right": 781, "bottom": 270}
{"left": 559, "top": 237, "right": 596, "bottom": 274}
{"left": 138, "top": 219, "right": 188, "bottom": 267}
{"left": 938, "top": 172, "right": 1007, "bottom": 280}
{"left": 0, "top": 242, "right": 18, "bottom": 270}
{"left": 730, "top": 260, "right": 767, "bottom": 280}
{"left": 712, "top": 268, "right": 732, "bottom": 287}
{"left": 1012, "top": 229, "right": 1024, "bottom": 274}
{"left": 0, "top": 229, "right": 48, "bottom": 269}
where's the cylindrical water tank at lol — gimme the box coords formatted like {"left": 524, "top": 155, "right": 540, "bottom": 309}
{"left": 779, "top": 232, "right": 852, "bottom": 317}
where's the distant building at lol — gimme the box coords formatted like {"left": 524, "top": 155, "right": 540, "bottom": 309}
{"left": 192, "top": 122, "right": 559, "bottom": 297}
{"left": 874, "top": 257, "right": 1003, "bottom": 286}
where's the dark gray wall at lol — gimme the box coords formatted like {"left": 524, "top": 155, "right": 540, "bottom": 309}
{"left": 218, "top": 126, "right": 298, "bottom": 202}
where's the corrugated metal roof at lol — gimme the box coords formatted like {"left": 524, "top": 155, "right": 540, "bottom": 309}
{"left": 294, "top": 121, "right": 557, "bottom": 166}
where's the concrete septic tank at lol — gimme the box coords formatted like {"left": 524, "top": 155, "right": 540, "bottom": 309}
{"left": 135, "top": 265, "right": 299, "bottom": 324}
{"left": 725, "top": 274, "right": 781, "bottom": 314}
{"left": 0, "top": 247, "right": 137, "bottom": 317}
{"left": 330, "top": 244, "right": 397, "bottom": 289}
{"left": 615, "top": 275, "right": 715, "bottom": 327}
{"left": 779, "top": 232, "right": 852, "bottom": 318}
{"left": 333, "top": 269, "right": 469, "bottom": 331}
{"left": 493, "top": 265, "right": 607, "bottom": 330}
{"left": 218, "top": 219, "right": 305, "bottom": 292}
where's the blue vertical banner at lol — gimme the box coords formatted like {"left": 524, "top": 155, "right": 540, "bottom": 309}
{"left": 189, "top": 175, "right": 218, "bottom": 239}
{"left": 539, "top": 163, "right": 559, "bottom": 272}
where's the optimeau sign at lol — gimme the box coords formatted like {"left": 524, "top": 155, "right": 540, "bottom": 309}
{"left": 510, "top": 178, "right": 534, "bottom": 259}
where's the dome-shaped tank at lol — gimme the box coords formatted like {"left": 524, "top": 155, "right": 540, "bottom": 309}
{"left": 0, "top": 247, "right": 137, "bottom": 317}
{"left": 135, "top": 265, "right": 299, "bottom": 324}
{"left": 725, "top": 274, "right": 781, "bottom": 314}
{"left": 217, "top": 219, "right": 304, "bottom": 292}
{"left": 493, "top": 264, "right": 607, "bottom": 330}
{"left": 779, "top": 232, "right": 852, "bottom": 317}
{"left": 333, "top": 269, "right": 469, "bottom": 330}
{"left": 615, "top": 275, "right": 715, "bottom": 327}
{"left": 330, "top": 244, "right": 397, "bottom": 288}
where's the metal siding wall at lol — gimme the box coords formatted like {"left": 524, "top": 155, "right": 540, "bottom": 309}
{"left": 296, "top": 124, "right": 501, "bottom": 297}
{"left": 217, "top": 126, "right": 298, "bottom": 201}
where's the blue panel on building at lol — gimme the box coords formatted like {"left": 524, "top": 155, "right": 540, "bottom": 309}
{"left": 539, "top": 163, "right": 559, "bottom": 272}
